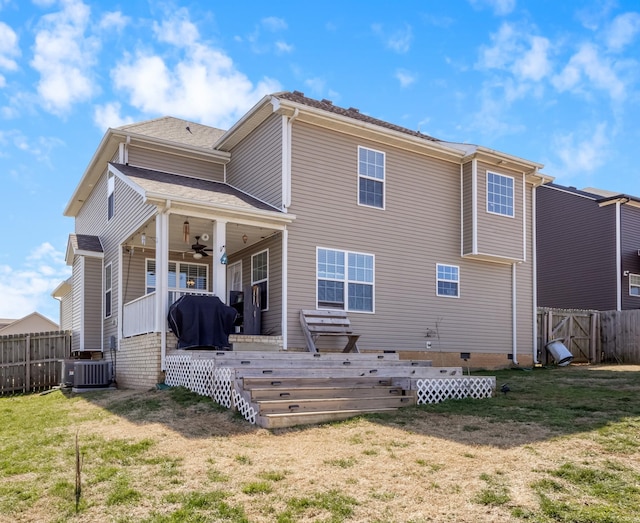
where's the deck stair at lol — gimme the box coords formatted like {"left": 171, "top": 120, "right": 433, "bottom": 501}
{"left": 203, "top": 351, "right": 463, "bottom": 429}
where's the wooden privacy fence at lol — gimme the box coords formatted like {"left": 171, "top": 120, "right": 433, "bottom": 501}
{"left": 537, "top": 308, "right": 600, "bottom": 364}
{"left": 600, "top": 310, "right": 640, "bottom": 364}
{"left": 0, "top": 331, "right": 72, "bottom": 394}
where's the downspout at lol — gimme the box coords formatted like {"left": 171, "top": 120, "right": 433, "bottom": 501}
{"left": 471, "top": 158, "right": 478, "bottom": 254}
{"left": 512, "top": 262, "right": 519, "bottom": 365}
{"left": 532, "top": 185, "right": 540, "bottom": 364}
{"left": 616, "top": 201, "right": 622, "bottom": 311}
{"left": 281, "top": 109, "right": 298, "bottom": 349}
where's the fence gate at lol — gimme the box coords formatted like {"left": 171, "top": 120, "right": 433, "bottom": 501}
{"left": 0, "top": 331, "right": 72, "bottom": 394}
{"left": 537, "top": 309, "right": 599, "bottom": 364}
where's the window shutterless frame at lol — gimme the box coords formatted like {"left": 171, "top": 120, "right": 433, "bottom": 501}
{"left": 107, "top": 173, "right": 115, "bottom": 221}
{"left": 630, "top": 274, "right": 640, "bottom": 296}
{"left": 104, "top": 263, "right": 112, "bottom": 318}
{"left": 486, "top": 171, "right": 514, "bottom": 217}
{"left": 251, "top": 249, "right": 269, "bottom": 311}
{"left": 436, "top": 263, "right": 460, "bottom": 298}
{"left": 357, "top": 146, "right": 385, "bottom": 209}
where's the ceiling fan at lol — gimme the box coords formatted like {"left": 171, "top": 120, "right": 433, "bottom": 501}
{"left": 190, "top": 236, "right": 213, "bottom": 258}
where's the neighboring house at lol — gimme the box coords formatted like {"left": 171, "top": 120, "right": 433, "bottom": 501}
{"left": 0, "top": 312, "right": 59, "bottom": 336}
{"left": 52, "top": 278, "right": 73, "bottom": 331}
{"left": 537, "top": 183, "right": 640, "bottom": 311}
{"left": 59, "top": 91, "right": 551, "bottom": 389}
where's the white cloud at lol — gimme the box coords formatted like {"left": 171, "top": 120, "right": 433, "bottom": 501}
{"left": 479, "top": 23, "right": 551, "bottom": 82}
{"left": 469, "top": 0, "right": 516, "bottom": 16}
{"left": 373, "top": 23, "right": 413, "bottom": 53}
{"left": 275, "top": 41, "right": 294, "bottom": 54}
{"left": 99, "top": 10, "right": 130, "bottom": 33}
{"left": 261, "top": 17, "right": 287, "bottom": 32}
{"left": 552, "top": 122, "right": 609, "bottom": 176}
{"left": 93, "top": 102, "right": 134, "bottom": 130}
{"left": 0, "top": 21, "right": 20, "bottom": 71}
{"left": 605, "top": 12, "right": 640, "bottom": 51}
{"left": 553, "top": 43, "right": 625, "bottom": 101}
{"left": 31, "top": 0, "right": 100, "bottom": 114}
{"left": 395, "top": 69, "right": 416, "bottom": 87}
{"left": 0, "top": 242, "right": 71, "bottom": 320}
{"left": 153, "top": 7, "right": 200, "bottom": 48}
{"left": 513, "top": 36, "right": 551, "bottom": 81}
{"left": 111, "top": 12, "right": 280, "bottom": 128}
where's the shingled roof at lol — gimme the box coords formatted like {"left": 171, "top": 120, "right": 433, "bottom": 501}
{"left": 110, "top": 163, "right": 281, "bottom": 213}
{"left": 117, "top": 116, "right": 226, "bottom": 149}
{"left": 275, "top": 91, "right": 441, "bottom": 143}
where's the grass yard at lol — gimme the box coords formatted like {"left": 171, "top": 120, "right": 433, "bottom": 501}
{"left": 1, "top": 364, "right": 640, "bottom": 522}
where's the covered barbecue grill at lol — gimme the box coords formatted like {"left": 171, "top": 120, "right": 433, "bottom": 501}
{"left": 167, "top": 295, "right": 238, "bottom": 350}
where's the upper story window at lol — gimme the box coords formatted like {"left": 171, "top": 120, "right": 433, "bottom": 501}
{"left": 105, "top": 263, "right": 112, "bottom": 318}
{"left": 630, "top": 274, "right": 640, "bottom": 296}
{"left": 436, "top": 264, "right": 459, "bottom": 298}
{"left": 251, "top": 250, "right": 268, "bottom": 311}
{"left": 107, "top": 173, "right": 115, "bottom": 220}
{"left": 358, "top": 146, "right": 385, "bottom": 209}
{"left": 317, "top": 247, "right": 374, "bottom": 312}
{"left": 487, "top": 172, "right": 514, "bottom": 217}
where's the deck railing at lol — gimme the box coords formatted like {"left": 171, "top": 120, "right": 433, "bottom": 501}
{"left": 123, "top": 289, "right": 217, "bottom": 338}
{"left": 123, "top": 292, "right": 156, "bottom": 337}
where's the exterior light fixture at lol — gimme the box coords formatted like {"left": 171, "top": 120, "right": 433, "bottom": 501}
{"left": 141, "top": 232, "right": 146, "bottom": 246}
{"left": 242, "top": 234, "right": 248, "bottom": 244}
{"left": 220, "top": 246, "right": 228, "bottom": 265}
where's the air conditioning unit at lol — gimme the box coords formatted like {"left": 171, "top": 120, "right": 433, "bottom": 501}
{"left": 62, "top": 360, "right": 113, "bottom": 390}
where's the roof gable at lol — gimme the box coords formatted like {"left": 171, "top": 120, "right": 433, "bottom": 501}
{"left": 117, "top": 116, "right": 226, "bottom": 149}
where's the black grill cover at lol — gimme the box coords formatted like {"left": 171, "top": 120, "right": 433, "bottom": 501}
{"left": 167, "top": 295, "right": 238, "bottom": 350}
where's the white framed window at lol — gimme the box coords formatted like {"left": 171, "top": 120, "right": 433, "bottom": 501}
{"left": 105, "top": 263, "right": 112, "bottom": 318}
{"left": 487, "top": 171, "right": 514, "bottom": 217}
{"left": 107, "top": 173, "right": 115, "bottom": 220}
{"left": 146, "top": 259, "right": 208, "bottom": 293}
{"left": 358, "top": 146, "right": 385, "bottom": 209}
{"left": 251, "top": 250, "right": 268, "bottom": 311}
{"left": 436, "top": 264, "right": 459, "bottom": 298}
{"left": 630, "top": 274, "right": 640, "bottom": 296}
{"left": 317, "top": 247, "right": 374, "bottom": 312}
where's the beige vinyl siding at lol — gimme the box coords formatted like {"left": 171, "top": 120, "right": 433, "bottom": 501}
{"left": 227, "top": 233, "right": 282, "bottom": 336}
{"left": 84, "top": 257, "right": 103, "bottom": 350}
{"left": 285, "top": 121, "right": 521, "bottom": 355}
{"left": 516, "top": 185, "right": 535, "bottom": 357}
{"left": 127, "top": 146, "right": 225, "bottom": 182}
{"left": 476, "top": 162, "right": 525, "bottom": 260}
{"left": 462, "top": 162, "right": 473, "bottom": 255}
{"left": 226, "top": 113, "right": 282, "bottom": 208}
{"left": 76, "top": 164, "right": 156, "bottom": 348}
{"left": 59, "top": 287, "right": 73, "bottom": 331}
{"left": 71, "top": 257, "right": 83, "bottom": 351}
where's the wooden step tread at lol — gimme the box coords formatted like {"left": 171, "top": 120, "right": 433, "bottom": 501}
{"left": 249, "top": 386, "right": 404, "bottom": 401}
{"left": 259, "top": 407, "right": 400, "bottom": 429}
{"left": 256, "top": 395, "right": 415, "bottom": 414}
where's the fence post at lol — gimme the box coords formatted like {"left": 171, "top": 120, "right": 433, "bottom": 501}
{"left": 25, "top": 334, "right": 31, "bottom": 393}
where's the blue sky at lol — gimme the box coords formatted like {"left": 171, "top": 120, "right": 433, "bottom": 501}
{"left": 1, "top": 0, "right": 639, "bottom": 322}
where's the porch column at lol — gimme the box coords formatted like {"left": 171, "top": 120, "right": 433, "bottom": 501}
{"left": 155, "top": 212, "right": 169, "bottom": 333}
{"left": 212, "top": 219, "right": 227, "bottom": 301}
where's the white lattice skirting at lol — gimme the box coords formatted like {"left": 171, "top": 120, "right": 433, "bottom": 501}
{"left": 416, "top": 377, "right": 495, "bottom": 404}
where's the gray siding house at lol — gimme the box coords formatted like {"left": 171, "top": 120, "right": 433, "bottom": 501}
{"left": 60, "top": 92, "right": 551, "bottom": 389}
{"left": 537, "top": 183, "right": 640, "bottom": 311}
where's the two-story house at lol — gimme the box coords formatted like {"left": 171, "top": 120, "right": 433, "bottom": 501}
{"left": 59, "top": 91, "right": 551, "bottom": 389}
{"left": 537, "top": 182, "right": 640, "bottom": 311}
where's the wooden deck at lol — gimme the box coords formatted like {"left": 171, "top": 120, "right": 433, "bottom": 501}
{"left": 164, "top": 350, "right": 496, "bottom": 428}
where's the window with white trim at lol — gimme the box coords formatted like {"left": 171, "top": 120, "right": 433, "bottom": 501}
{"left": 107, "top": 173, "right": 115, "bottom": 220}
{"left": 436, "top": 264, "right": 459, "bottom": 298}
{"left": 251, "top": 250, "right": 268, "bottom": 311}
{"left": 630, "top": 274, "right": 640, "bottom": 296}
{"left": 358, "top": 146, "right": 385, "bottom": 208}
{"left": 487, "top": 172, "right": 514, "bottom": 217}
{"left": 146, "top": 259, "right": 208, "bottom": 293}
{"left": 317, "top": 248, "right": 374, "bottom": 312}
{"left": 105, "top": 263, "right": 112, "bottom": 318}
